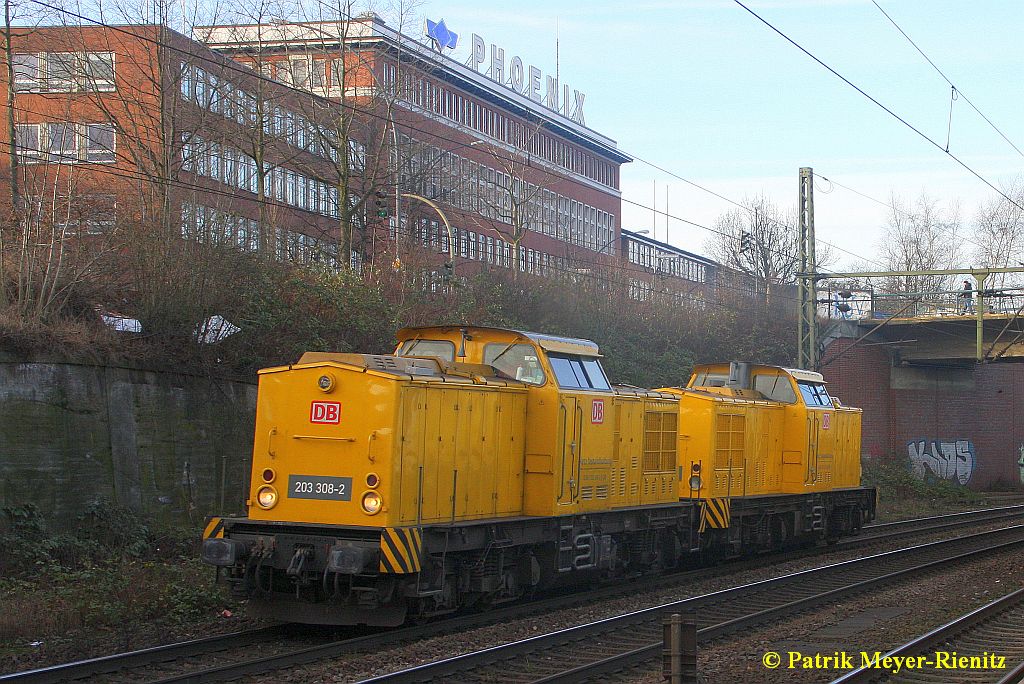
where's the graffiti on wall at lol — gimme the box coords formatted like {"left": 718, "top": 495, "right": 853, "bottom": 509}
{"left": 907, "top": 439, "right": 976, "bottom": 485}
{"left": 1018, "top": 445, "right": 1024, "bottom": 485}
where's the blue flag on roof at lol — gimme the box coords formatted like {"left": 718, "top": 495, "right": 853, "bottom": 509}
{"left": 426, "top": 18, "right": 458, "bottom": 51}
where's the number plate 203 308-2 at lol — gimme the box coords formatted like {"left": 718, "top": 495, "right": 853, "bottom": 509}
{"left": 287, "top": 475, "right": 353, "bottom": 501}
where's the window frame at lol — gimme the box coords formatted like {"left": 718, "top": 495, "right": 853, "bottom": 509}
{"left": 13, "top": 53, "right": 40, "bottom": 91}
{"left": 84, "top": 123, "right": 116, "bottom": 163}
{"left": 483, "top": 342, "right": 547, "bottom": 385}
{"left": 396, "top": 339, "right": 456, "bottom": 363}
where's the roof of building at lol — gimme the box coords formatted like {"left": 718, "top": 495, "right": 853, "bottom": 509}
{"left": 621, "top": 228, "right": 719, "bottom": 267}
{"left": 197, "top": 16, "right": 632, "bottom": 164}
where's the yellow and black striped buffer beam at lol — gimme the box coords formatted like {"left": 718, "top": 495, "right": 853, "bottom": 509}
{"left": 203, "top": 517, "right": 225, "bottom": 540}
{"left": 699, "top": 498, "right": 731, "bottom": 532}
{"left": 379, "top": 527, "right": 423, "bottom": 574}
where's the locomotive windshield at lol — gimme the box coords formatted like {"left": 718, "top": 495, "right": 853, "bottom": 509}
{"left": 396, "top": 339, "right": 455, "bottom": 362}
{"left": 483, "top": 343, "right": 545, "bottom": 384}
{"left": 753, "top": 373, "right": 798, "bottom": 403}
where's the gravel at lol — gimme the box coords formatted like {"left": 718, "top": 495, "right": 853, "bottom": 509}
{"left": 629, "top": 548, "right": 1022, "bottom": 683}
{"left": 245, "top": 519, "right": 1024, "bottom": 683}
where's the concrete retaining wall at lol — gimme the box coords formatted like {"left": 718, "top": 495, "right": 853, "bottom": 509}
{"left": 0, "top": 358, "right": 256, "bottom": 522}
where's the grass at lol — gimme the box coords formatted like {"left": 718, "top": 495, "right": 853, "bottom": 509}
{"left": 863, "top": 456, "right": 986, "bottom": 522}
{"left": 0, "top": 502, "right": 243, "bottom": 669}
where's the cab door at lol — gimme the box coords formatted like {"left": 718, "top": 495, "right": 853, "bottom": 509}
{"left": 805, "top": 410, "right": 820, "bottom": 485}
{"left": 556, "top": 395, "right": 581, "bottom": 506}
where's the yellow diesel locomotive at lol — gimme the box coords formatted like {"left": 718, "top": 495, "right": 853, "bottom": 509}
{"left": 202, "top": 326, "right": 875, "bottom": 625}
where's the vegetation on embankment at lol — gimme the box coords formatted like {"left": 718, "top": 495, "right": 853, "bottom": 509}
{"left": 863, "top": 457, "right": 990, "bottom": 522}
{"left": 0, "top": 503, "right": 247, "bottom": 671}
{"left": 1, "top": 240, "right": 793, "bottom": 388}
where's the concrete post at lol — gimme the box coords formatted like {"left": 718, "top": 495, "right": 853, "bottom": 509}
{"left": 662, "top": 612, "right": 697, "bottom": 683}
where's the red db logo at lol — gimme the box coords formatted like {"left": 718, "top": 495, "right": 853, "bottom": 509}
{"left": 591, "top": 399, "right": 605, "bottom": 424}
{"left": 310, "top": 401, "right": 341, "bottom": 424}
{"left": 822, "top": 413, "right": 831, "bottom": 430}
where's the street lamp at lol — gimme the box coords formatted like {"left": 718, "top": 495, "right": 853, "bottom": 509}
{"left": 400, "top": 193, "right": 456, "bottom": 277}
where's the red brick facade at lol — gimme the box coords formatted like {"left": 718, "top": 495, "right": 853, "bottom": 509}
{"left": 822, "top": 337, "right": 1024, "bottom": 490}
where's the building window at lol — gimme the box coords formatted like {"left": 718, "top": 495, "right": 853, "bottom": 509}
{"left": 19, "top": 52, "right": 115, "bottom": 92}
{"left": 14, "top": 124, "right": 40, "bottom": 159}
{"left": 46, "top": 52, "right": 77, "bottom": 90}
{"left": 290, "top": 58, "right": 309, "bottom": 88}
{"left": 47, "top": 123, "right": 77, "bottom": 161}
{"left": 85, "top": 124, "right": 115, "bottom": 162}
{"left": 13, "top": 54, "right": 39, "bottom": 90}
{"left": 84, "top": 52, "right": 115, "bottom": 91}
{"left": 311, "top": 58, "right": 326, "bottom": 90}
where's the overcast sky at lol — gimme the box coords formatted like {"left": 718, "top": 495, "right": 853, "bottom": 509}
{"left": 396, "top": 0, "right": 1023, "bottom": 269}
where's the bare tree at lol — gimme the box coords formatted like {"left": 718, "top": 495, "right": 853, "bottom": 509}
{"left": 707, "top": 195, "right": 809, "bottom": 307}
{"left": 972, "top": 181, "right": 1024, "bottom": 289}
{"left": 878, "top": 192, "right": 961, "bottom": 296}
{"left": 468, "top": 124, "right": 549, "bottom": 280}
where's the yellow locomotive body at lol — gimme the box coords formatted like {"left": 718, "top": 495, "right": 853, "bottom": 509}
{"left": 203, "top": 326, "right": 875, "bottom": 625}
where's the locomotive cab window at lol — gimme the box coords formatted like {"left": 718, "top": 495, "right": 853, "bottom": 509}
{"left": 484, "top": 342, "right": 545, "bottom": 384}
{"left": 548, "top": 353, "right": 611, "bottom": 391}
{"left": 690, "top": 372, "right": 728, "bottom": 387}
{"left": 397, "top": 339, "right": 455, "bottom": 362}
{"left": 798, "top": 381, "right": 832, "bottom": 408}
{"left": 754, "top": 373, "right": 798, "bottom": 403}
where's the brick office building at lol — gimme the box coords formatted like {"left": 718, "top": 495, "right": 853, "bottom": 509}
{"left": 5, "top": 17, "right": 751, "bottom": 301}
{"left": 2, "top": 24, "right": 357, "bottom": 265}
{"left": 619, "top": 228, "right": 758, "bottom": 305}
{"left": 199, "top": 14, "right": 632, "bottom": 277}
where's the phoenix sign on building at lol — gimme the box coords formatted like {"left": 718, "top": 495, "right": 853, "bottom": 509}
{"left": 199, "top": 13, "right": 631, "bottom": 278}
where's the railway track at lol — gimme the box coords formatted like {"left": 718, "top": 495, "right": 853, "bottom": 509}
{"left": 831, "top": 587, "right": 1024, "bottom": 684}
{"left": 361, "top": 524, "right": 1024, "bottom": 683}
{"left": 4, "top": 505, "right": 1024, "bottom": 684}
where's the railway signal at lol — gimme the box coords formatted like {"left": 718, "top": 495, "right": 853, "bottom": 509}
{"left": 739, "top": 231, "right": 752, "bottom": 253}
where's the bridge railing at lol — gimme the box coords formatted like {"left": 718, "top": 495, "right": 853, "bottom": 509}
{"left": 867, "top": 290, "right": 1024, "bottom": 319}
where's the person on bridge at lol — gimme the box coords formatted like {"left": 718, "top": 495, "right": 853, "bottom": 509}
{"left": 959, "top": 280, "right": 975, "bottom": 314}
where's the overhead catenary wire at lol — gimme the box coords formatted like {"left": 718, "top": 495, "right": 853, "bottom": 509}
{"left": 871, "top": 0, "right": 1024, "bottom": 159}
{"left": 815, "top": 171, "right": 1013, "bottom": 263}
{"left": 732, "top": 0, "right": 1024, "bottom": 215}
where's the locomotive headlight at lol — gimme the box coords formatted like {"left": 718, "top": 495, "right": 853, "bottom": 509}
{"left": 361, "top": 491, "right": 383, "bottom": 515}
{"left": 688, "top": 475, "right": 702, "bottom": 490}
{"left": 256, "top": 485, "right": 278, "bottom": 509}
{"left": 317, "top": 374, "right": 336, "bottom": 392}
{"left": 366, "top": 472, "right": 380, "bottom": 488}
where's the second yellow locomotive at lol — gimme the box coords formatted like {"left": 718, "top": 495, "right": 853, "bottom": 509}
{"left": 202, "top": 326, "right": 874, "bottom": 625}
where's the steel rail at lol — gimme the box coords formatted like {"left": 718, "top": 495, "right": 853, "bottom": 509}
{"left": 858, "top": 504, "right": 1024, "bottom": 532}
{"left": 360, "top": 525, "right": 1024, "bottom": 683}
{"left": 831, "top": 587, "right": 1024, "bottom": 683}
{"left": 6, "top": 505, "right": 1024, "bottom": 683}
{"left": 0, "top": 626, "right": 285, "bottom": 684}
